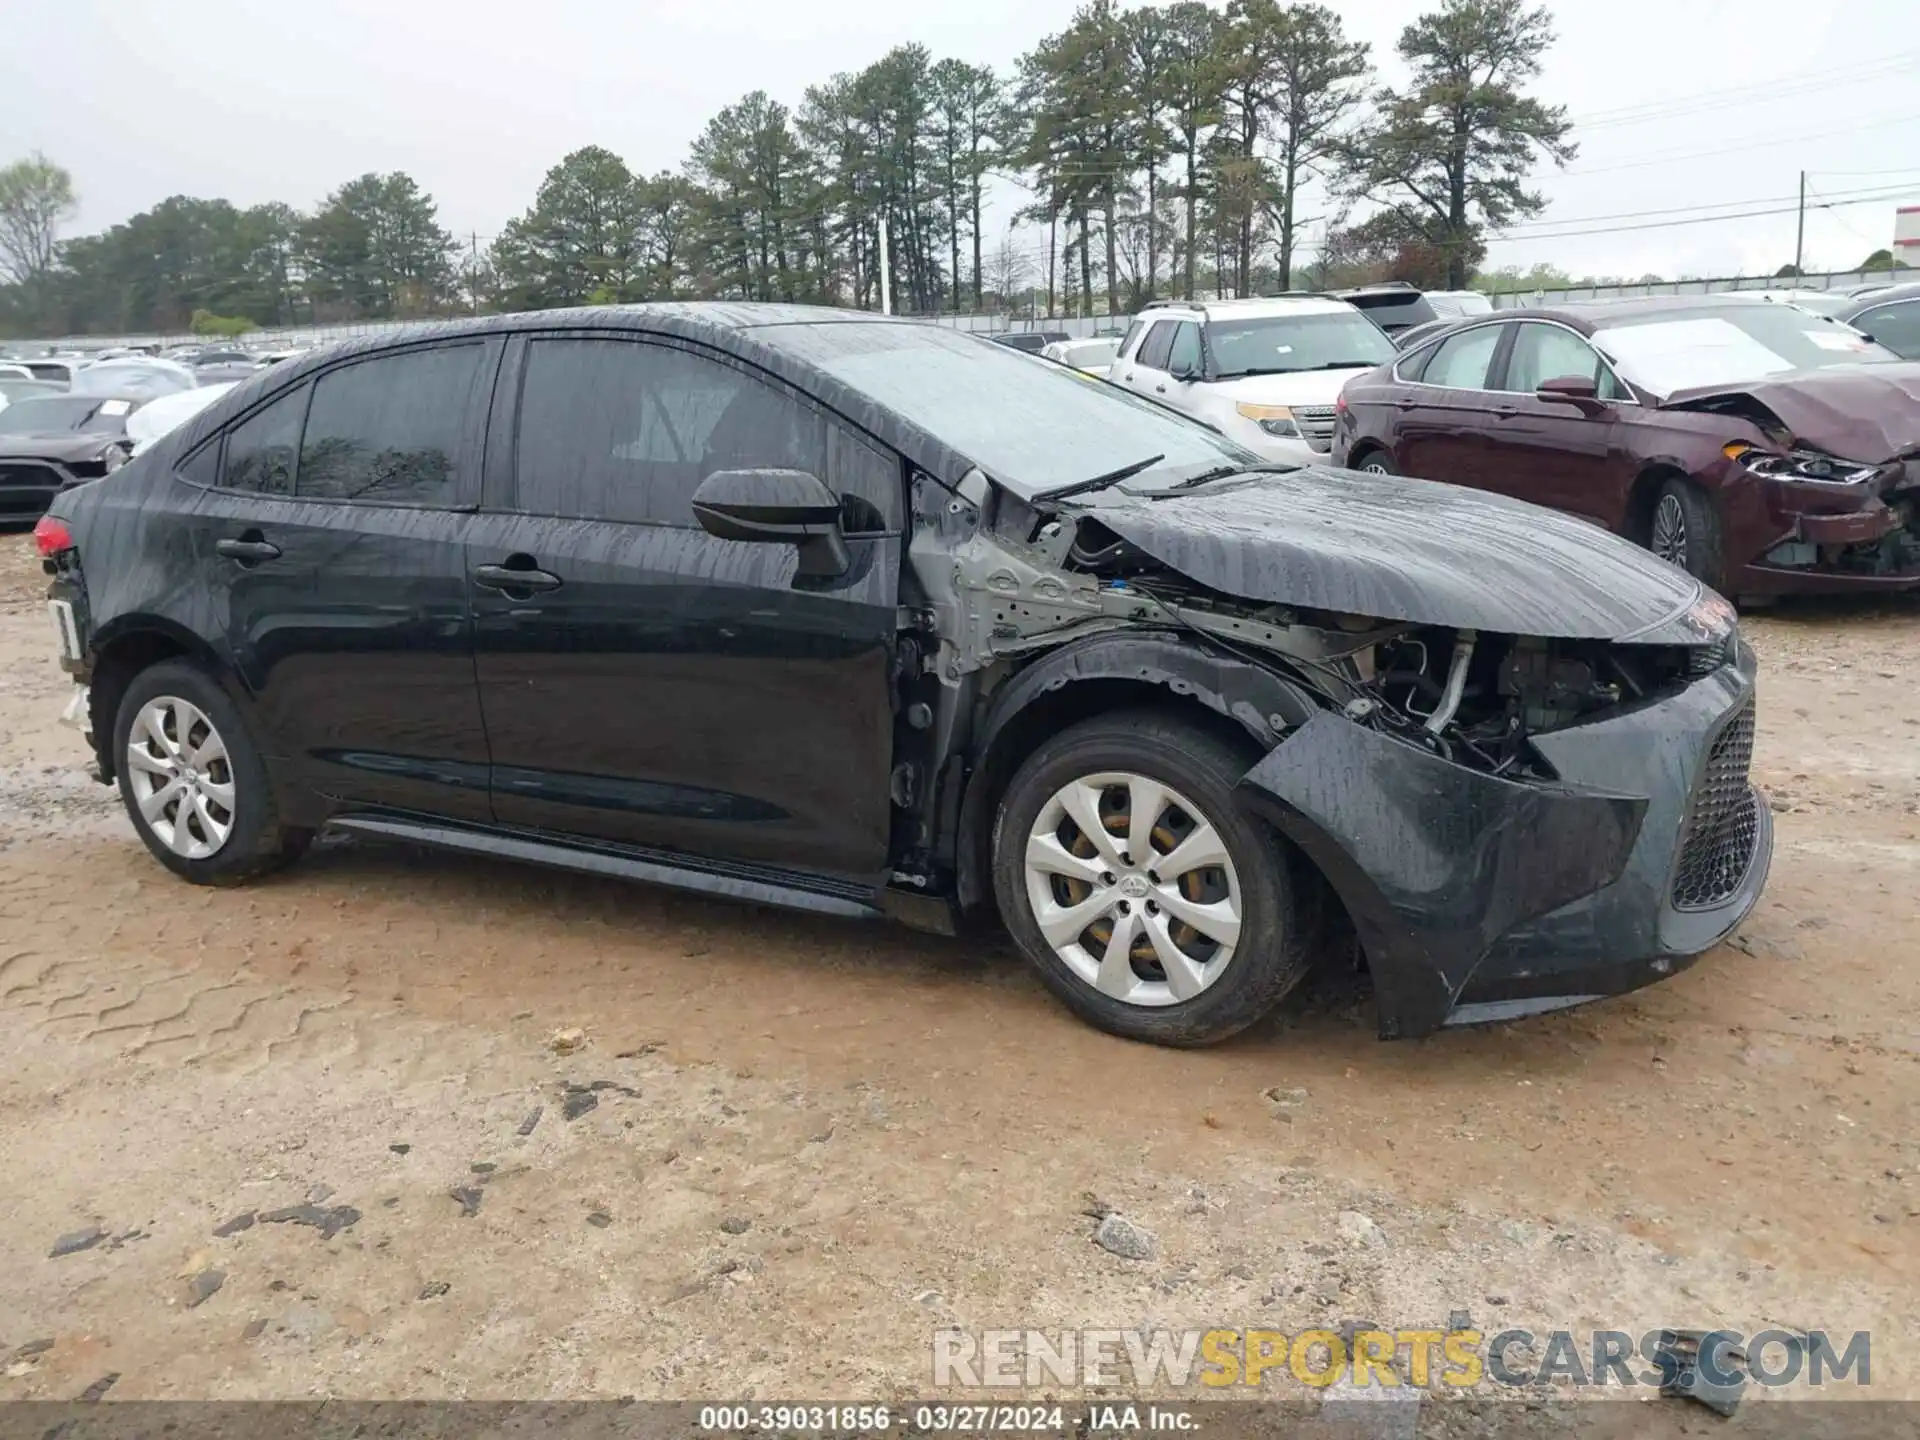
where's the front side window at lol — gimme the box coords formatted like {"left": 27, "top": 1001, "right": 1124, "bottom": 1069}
{"left": 514, "top": 338, "right": 833, "bottom": 527}
{"left": 1422, "top": 325, "right": 1504, "bottom": 390}
{"left": 1136, "top": 322, "right": 1177, "bottom": 371}
{"left": 1503, "top": 323, "right": 1626, "bottom": 399}
{"left": 221, "top": 385, "right": 307, "bottom": 495}
{"left": 298, "top": 345, "right": 482, "bottom": 504}
{"left": 1851, "top": 300, "right": 1920, "bottom": 359}
{"left": 1166, "top": 322, "right": 1203, "bottom": 375}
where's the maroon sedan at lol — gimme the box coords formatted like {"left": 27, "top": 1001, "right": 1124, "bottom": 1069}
{"left": 1332, "top": 297, "right": 1920, "bottom": 598}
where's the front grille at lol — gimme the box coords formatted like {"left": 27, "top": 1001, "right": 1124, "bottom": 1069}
{"left": 0, "top": 460, "right": 65, "bottom": 516}
{"left": 1670, "top": 700, "right": 1759, "bottom": 910}
{"left": 1293, "top": 405, "right": 1337, "bottom": 453}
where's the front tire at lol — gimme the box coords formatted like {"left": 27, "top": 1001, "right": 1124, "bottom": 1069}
{"left": 112, "top": 659, "right": 310, "bottom": 886}
{"left": 1647, "top": 478, "right": 1723, "bottom": 587}
{"left": 991, "top": 711, "right": 1316, "bottom": 1046}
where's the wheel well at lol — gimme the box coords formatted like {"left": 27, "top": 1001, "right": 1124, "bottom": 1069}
{"left": 1626, "top": 464, "right": 1689, "bottom": 543}
{"left": 88, "top": 630, "right": 190, "bottom": 783}
{"left": 1346, "top": 440, "right": 1383, "bottom": 468}
{"left": 954, "top": 678, "right": 1266, "bottom": 915}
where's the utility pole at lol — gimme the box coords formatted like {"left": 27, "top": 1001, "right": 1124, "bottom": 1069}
{"left": 1794, "top": 171, "right": 1806, "bottom": 277}
{"left": 469, "top": 231, "right": 481, "bottom": 315}
{"left": 878, "top": 215, "right": 893, "bottom": 316}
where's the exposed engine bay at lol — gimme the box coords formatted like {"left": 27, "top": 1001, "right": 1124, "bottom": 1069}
{"left": 913, "top": 483, "right": 1724, "bottom": 783}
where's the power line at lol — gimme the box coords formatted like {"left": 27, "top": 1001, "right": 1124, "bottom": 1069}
{"left": 1566, "top": 51, "right": 1920, "bottom": 129}
{"left": 1488, "top": 187, "right": 1916, "bottom": 244}
{"left": 1492, "top": 182, "right": 1919, "bottom": 238}
{"left": 1552, "top": 114, "right": 1920, "bottom": 178}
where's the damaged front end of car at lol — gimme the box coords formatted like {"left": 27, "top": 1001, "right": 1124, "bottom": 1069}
{"left": 900, "top": 466, "right": 1770, "bottom": 1040}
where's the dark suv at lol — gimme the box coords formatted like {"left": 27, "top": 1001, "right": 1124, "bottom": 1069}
{"left": 38, "top": 303, "right": 1769, "bottom": 1046}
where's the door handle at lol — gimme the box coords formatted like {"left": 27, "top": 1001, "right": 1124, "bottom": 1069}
{"left": 473, "top": 563, "right": 562, "bottom": 593}
{"left": 215, "top": 534, "right": 281, "bottom": 564}
{"left": 1493, "top": 404, "right": 1518, "bottom": 420}
{"left": 1155, "top": 384, "right": 1167, "bottom": 394}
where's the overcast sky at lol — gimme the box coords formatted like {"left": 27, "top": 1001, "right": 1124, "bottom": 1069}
{"left": 4, "top": 0, "right": 1917, "bottom": 284}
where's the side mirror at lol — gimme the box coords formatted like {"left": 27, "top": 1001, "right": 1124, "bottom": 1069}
{"left": 691, "top": 467, "right": 849, "bottom": 577}
{"left": 1535, "top": 375, "right": 1607, "bottom": 416}
{"left": 1168, "top": 357, "right": 1198, "bottom": 381}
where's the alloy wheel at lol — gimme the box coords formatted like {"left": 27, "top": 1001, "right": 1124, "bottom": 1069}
{"left": 125, "top": 696, "right": 236, "bottom": 860}
{"left": 1022, "top": 771, "right": 1244, "bottom": 1008}
{"left": 1651, "top": 494, "right": 1689, "bottom": 565}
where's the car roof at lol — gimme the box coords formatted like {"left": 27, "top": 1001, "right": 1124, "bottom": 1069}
{"left": 167, "top": 302, "right": 1041, "bottom": 489}
{"left": 1841, "top": 281, "right": 1920, "bottom": 312}
{"left": 1138, "top": 295, "right": 1359, "bottom": 322}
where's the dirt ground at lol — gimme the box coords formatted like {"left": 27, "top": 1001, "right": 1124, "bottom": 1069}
{"left": 1, "top": 530, "right": 1916, "bottom": 1424}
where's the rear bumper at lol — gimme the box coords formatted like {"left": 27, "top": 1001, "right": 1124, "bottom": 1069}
{"left": 1237, "top": 644, "right": 1769, "bottom": 1039}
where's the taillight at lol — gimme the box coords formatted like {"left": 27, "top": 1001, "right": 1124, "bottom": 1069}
{"left": 33, "top": 514, "right": 74, "bottom": 558}
{"left": 1335, "top": 392, "right": 1349, "bottom": 416}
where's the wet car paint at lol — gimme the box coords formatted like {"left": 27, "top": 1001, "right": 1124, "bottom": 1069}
{"left": 47, "top": 302, "right": 1773, "bottom": 1041}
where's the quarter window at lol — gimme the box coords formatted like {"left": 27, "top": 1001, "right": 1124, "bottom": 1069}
{"left": 1118, "top": 319, "right": 1147, "bottom": 360}
{"left": 220, "top": 384, "right": 307, "bottom": 495}
{"left": 297, "top": 345, "right": 482, "bottom": 503}
{"left": 1136, "top": 321, "right": 1177, "bottom": 371}
{"left": 515, "top": 338, "right": 860, "bottom": 528}
{"left": 1422, "top": 325, "right": 1503, "bottom": 390}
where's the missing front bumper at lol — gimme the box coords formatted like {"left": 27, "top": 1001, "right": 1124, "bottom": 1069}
{"left": 1237, "top": 655, "right": 1767, "bottom": 1039}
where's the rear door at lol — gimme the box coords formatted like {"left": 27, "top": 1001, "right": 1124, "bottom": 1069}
{"left": 1395, "top": 322, "right": 1509, "bottom": 486}
{"left": 1483, "top": 320, "right": 1631, "bottom": 524}
{"left": 188, "top": 340, "right": 498, "bottom": 820}
{"left": 466, "top": 332, "right": 902, "bottom": 889}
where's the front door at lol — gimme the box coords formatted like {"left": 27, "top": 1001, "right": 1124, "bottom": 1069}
{"left": 468, "top": 334, "right": 902, "bottom": 889}
{"left": 188, "top": 339, "right": 499, "bottom": 821}
{"left": 1482, "top": 320, "right": 1629, "bottom": 523}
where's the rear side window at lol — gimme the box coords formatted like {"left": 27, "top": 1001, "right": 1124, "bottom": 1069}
{"left": 1853, "top": 299, "right": 1920, "bottom": 358}
{"left": 298, "top": 344, "right": 483, "bottom": 504}
{"left": 1423, "top": 325, "right": 1503, "bottom": 390}
{"left": 1136, "top": 322, "right": 1177, "bottom": 370}
{"left": 514, "top": 338, "right": 830, "bottom": 527}
{"left": 220, "top": 385, "right": 307, "bottom": 495}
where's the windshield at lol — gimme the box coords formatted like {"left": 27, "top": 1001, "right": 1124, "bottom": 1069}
{"left": 71, "top": 361, "right": 196, "bottom": 399}
{"left": 1063, "top": 339, "right": 1119, "bottom": 367}
{"left": 1592, "top": 305, "right": 1897, "bottom": 393}
{"left": 767, "top": 321, "right": 1259, "bottom": 497}
{"left": 0, "top": 396, "right": 129, "bottom": 435}
{"left": 1207, "top": 311, "right": 1396, "bottom": 378}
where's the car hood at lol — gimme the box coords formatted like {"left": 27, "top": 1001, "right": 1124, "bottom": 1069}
{"left": 1660, "top": 363, "right": 1920, "bottom": 463}
{"left": 1076, "top": 467, "right": 1724, "bottom": 644}
{"left": 0, "top": 433, "right": 115, "bottom": 463}
{"left": 1199, "top": 369, "right": 1371, "bottom": 407}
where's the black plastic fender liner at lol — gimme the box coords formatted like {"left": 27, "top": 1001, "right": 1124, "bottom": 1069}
{"left": 1236, "top": 714, "right": 1648, "bottom": 1039}
{"left": 950, "top": 632, "right": 1321, "bottom": 911}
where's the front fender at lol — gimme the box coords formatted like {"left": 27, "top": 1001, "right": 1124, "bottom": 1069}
{"left": 1236, "top": 714, "right": 1646, "bottom": 1038}
{"left": 951, "top": 632, "right": 1321, "bottom": 911}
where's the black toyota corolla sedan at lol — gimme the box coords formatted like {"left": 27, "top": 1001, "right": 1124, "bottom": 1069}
{"left": 35, "top": 303, "right": 1769, "bottom": 1047}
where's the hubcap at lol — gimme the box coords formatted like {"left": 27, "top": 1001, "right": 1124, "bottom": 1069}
{"left": 1023, "top": 771, "right": 1244, "bottom": 1008}
{"left": 1362, "top": 459, "right": 1390, "bottom": 474}
{"left": 1651, "top": 494, "right": 1688, "bottom": 564}
{"left": 125, "top": 696, "right": 235, "bottom": 860}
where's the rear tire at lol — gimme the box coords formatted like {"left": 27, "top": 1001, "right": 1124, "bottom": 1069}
{"left": 1647, "top": 478, "right": 1723, "bottom": 588}
{"left": 1352, "top": 448, "right": 1396, "bottom": 475}
{"left": 112, "top": 660, "right": 310, "bottom": 887}
{"left": 990, "top": 710, "right": 1316, "bottom": 1046}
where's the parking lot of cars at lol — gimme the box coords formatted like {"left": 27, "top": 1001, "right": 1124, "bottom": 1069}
{"left": 3, "top": 284, "right": 1917, "bottom": 1413}
{"left": 1, "top": 528, "right": 1917, "bottom": 1405}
